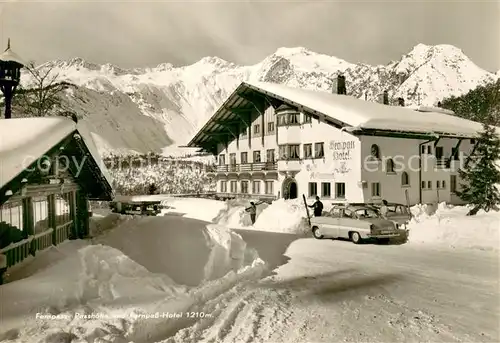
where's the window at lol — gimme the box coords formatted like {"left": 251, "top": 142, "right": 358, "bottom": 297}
{"left": 290, "top": 145, "right": 300, "bottom": 159}
{"left": 33, "top": 196, "right": 49, "bottom": 234}
{"left": 277, "top": 114, "right": 287, "bottom": 126}
{"left": 266, "top": 149, "right": 275, "bottom": 162}
{"left": 308, "top": 182, "right": 318, "bottom": 197}
{"left": 241, "top": 181, "right": 249, "bottom": 193}
{"left": 421, "top": 181, "right": 426, "bottom": 189}
{"left": 219, "top": 154, "right": 226, "bottom": 165}
{"left": 450, "top": 175, "right": 457, "bottom": 193}
{"left": 288, "top": 112, "right": 300, "bottom": 124}
{"left": 229, "top": 153, "right": 236, "bottom": 165}
{"left": 0, "top": 200, "right": 24, "bottom": 232}
{"left": 421, "top": 145, "right": 426, "bottom": 154}
{"left": 371, "top": 144, "right": 380, "bottom": 159}
{"left": 303, "top": 113, "right": 312, "bottom": 123}
{"left": 253, "top": 150, "right": 261, "bottom": 163}
{"left": 230, "top": 181, "right": 237, "bottom": 193}
{"left": 265, "top": 181, "right": 274, "bottom": 195}
{"left": 241, "top": 152, "right": 248, "bottom": 164}
{"left": 401, "top": 172, "right": 409, "bottom": 186}
{"left": 386, "top": 159, "right": 395, "bottom": 173}
{"left": 280, "top": 145, "right": 300, "bottom": 160}
{"left": 254, "top": 124, "right": 260, "bottom": 134}
{"left": 371, "top": 182, "right": 381, "bottom": 197}
{"left": 220, "top": 181, "right": 227, "bottom": 192}
{"left": 335, "top": 183, "right": 346, "bottom": 198}
{"left": 279, "top": 145, "right": 287, "bottom": 160}
{"left": 435, "top": 146, "right": 443, "bottom": 159}
{"left": 267, "top": 122, "right": 275, "bottom": 133}
{"left": 303, "top": 144, "right": 313, "bottom": 158}
{"left": 252, "top": 181, "right": 261, "bottom": 194}
{"left": 427, "top": 181, "right": 432, "bottom": 189}
{"left": 55, "top": 193, "right": 71, "bottom": 226}
{"left": 427, "top": 146, "right": 432, "bottom": 154}
{"left": 321, "top": 182, "right": 331, "bottom": 197}
{"left": 314, "top": 142, "right": 324, "bottom": 158}
{"left": 436, "top": 180, "right": 441, "bottom": 188}
{"left": 441, "top": 180, "right": 446, "bottom": 188}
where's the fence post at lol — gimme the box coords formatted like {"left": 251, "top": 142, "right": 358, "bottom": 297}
{"left": 48, "top": 194, "right": 57, "bottom": 245}
{"left": 69, "top": 191, "right": 78, "bottom": 240}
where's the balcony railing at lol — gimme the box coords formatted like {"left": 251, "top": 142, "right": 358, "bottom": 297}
{"left": 435, "top": 158, "right": 451, "bottom": 169}
{"left": 213, "top": 162, "right": 278, "bottom": 173}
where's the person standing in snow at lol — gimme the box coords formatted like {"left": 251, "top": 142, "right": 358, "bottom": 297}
{"left": 245, "top": 201, "right": 263, "bottom": 224}
{"left": 308, "top": 196, "right": 324, "bottom": 216}
{"left": 149, "top": 183, "right": 157, "bottom": 195}
{"left": 380, "top": 199, "right": 389, "bottom": 219}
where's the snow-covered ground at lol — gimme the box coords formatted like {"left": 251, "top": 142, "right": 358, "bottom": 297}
{"left": 1, "top": 197, "right": 499, "bottom": 342}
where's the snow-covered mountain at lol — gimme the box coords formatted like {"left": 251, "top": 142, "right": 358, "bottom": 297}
{"left": 19, "top": 44, "right": 499, "bottom": 156}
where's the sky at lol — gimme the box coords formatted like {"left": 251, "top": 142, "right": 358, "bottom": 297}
{"left": 0, "top": 0, "right": 499, "bottom": 72}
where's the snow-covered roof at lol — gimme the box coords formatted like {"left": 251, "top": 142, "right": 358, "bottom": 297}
{"left": 244, "top": 81, "right": 486, "bottom": 138}
{"left": 0, "top": 47, "right": 25, "bottom": 66}
{"left": 0, "top": 117, "right": 113, "bottom": 191}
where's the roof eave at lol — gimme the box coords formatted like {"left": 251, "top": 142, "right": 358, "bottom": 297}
{"left": 186, "top": 83, "right": 249, "bottom": 147}
{"left": 353, "top": 128, "right": 478, "bottom": 140}
{"left": 242, "top": 81, "right": 350, "bottom": 130}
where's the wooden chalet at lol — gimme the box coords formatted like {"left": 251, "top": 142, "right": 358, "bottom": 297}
{"left": 0, "top": 117, "right": 113, "bottom": 282}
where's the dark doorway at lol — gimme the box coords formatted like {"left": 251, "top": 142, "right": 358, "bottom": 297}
{"left": 435, "top": 146, "right": 443, "bottom": 159}
{"left": 289, "top": 182, "right": 298, "bottom": 199}
{"left": 282, "top": 178, "right": 298, "bottom": 199}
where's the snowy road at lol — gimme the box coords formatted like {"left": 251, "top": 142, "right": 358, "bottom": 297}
{"left": 167, "top": 235, "right": 499, "bottom": 343}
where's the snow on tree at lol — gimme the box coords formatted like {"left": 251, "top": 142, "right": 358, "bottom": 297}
{"left": 457, "top": 120, "right": 500, "bottom": 215}
{"left": 441, "top": 79, "right": 500, "bottom": 126}
{"left": 12, "top": 61, "right": 76, "bottom": 118}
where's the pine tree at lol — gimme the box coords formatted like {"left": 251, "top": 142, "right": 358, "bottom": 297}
{"left": 457, "top": 120, "right": 500, "bottom": 215}
{"left": 441, "top": 79, "right": 500, "bottom": 126}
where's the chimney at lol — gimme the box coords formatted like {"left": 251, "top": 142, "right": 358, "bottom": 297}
{"left": 397, "top": 97, "right": 405, "bottom": 106}
{"left": 332, "top": 74, "right": 346, "bottom": 95}
{"left": 383, "top": 90, "right": 389, "bottom": 105}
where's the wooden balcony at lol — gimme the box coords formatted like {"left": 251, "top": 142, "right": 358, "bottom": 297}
{"left": 212, "top": 162, "right": 278, "bottom": 173}
{"left": 435, "top": 158, "right": 451, "bottom": 169}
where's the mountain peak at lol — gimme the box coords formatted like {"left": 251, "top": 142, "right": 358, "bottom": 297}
{"left": 273, "top": 47, "right": 314, "bottom": 57}
{"left": 194, "top": 56, "right": 233, "bottom": 68}
{"left": 405, "top": 43, "right": 466, "bottom": 61}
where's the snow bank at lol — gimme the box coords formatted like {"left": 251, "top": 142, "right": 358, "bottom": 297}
{"left": 0, "top": 216, "right": 266, "bottom": 343}
{"left": 253, "top": 198, "right": 310, "bottom": 235}
{"left": 160, "top": 197, "right": 227, "bottom": 222}
{"left": 213, "top": 198, "right": 268, "bottom": 228}
{"left": 92, "top": 216, "right": 260, "bottom": 286}
{"left": 214, "top": 198, "right": 309, "bottom": 235}
{"left": 408, "top": 203, "right": 500, "bottom": 251}
{"left": 89, "top": 212, "right": 134, "bottom": 237}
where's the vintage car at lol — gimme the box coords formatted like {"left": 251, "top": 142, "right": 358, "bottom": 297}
{"left": 310, "top": 204, "right": 403, "bottom": 244}
{"left": 366, "top": 202, "right": 411, "bottom": 226}
{"left": 109, "top": 200, "right": 163, "bottom": 216}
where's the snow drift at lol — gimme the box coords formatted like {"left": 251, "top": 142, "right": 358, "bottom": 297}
{"left": 160, "top": 197, "right": 228, "bottom": 222}
{"left": 213, "top": 198, "right": 309, "bottom": 235}
{"left": 0, "top": 214, "right": 267, "bottom": 343}
{"left": 408, "top": 203, "right": 500, "bottom": 251}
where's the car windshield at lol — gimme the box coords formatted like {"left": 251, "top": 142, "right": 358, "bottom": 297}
{"left": 387, "top": 205, "right": 409, "bottom": 214}
{"left": 353, "top": 208, "right": 380, "bottom": 218}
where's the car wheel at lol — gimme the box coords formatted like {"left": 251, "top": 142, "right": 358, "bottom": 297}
{"left": 312, "top": 226, "right": 323, "bottom": 239}
{"left": 351, "top": 231, "right": 362, "bottom": 244}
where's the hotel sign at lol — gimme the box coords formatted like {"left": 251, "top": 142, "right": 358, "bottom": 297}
{"left": 329, "top": 140, "right": 355, "bottom": 160}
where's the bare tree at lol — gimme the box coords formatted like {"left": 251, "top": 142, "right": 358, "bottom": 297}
{"left": 13, "top": 61, "right": 75, "bottom": 118}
